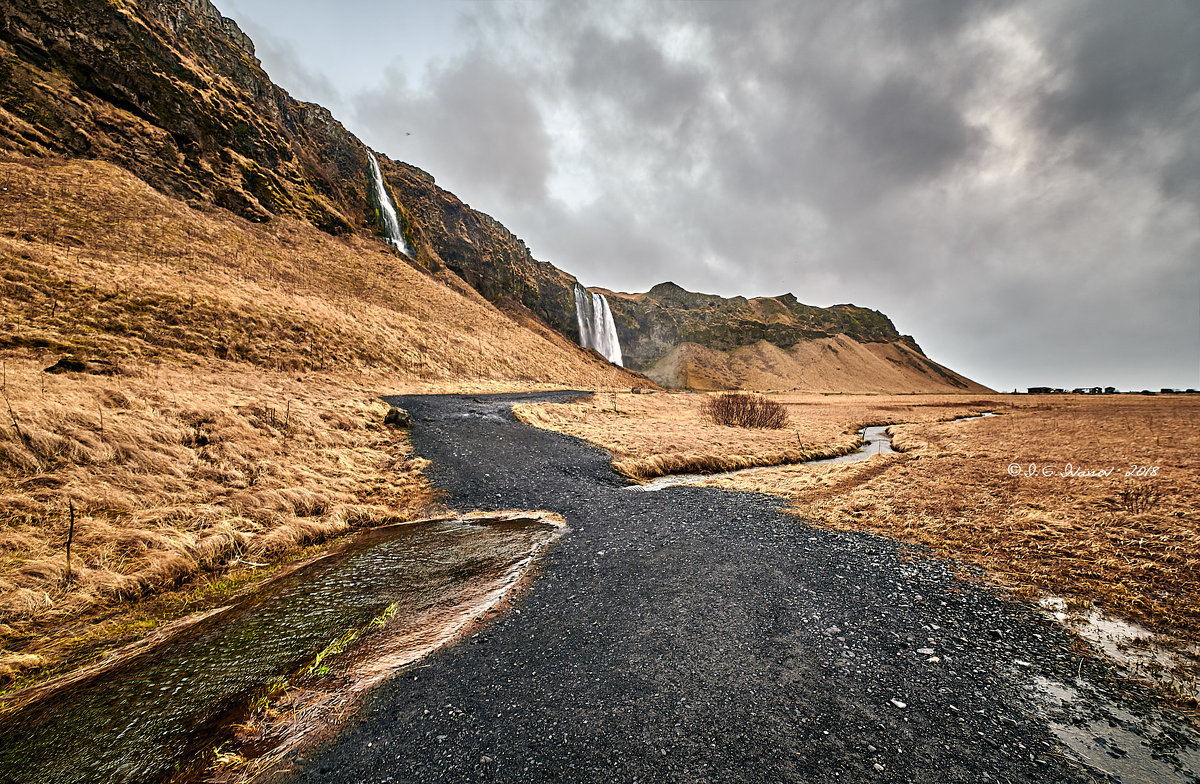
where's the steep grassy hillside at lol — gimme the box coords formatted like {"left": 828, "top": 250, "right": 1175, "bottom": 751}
{"left": 0, "top": 155, "right": 633, "bottom": 385}
{"left": 0, "top": 0, "right": 595, "bottom": 343}
{"left": 0, "top": 154, "right": 639, "bottom": 688}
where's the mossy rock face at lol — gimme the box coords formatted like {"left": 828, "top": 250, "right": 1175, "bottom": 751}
{"left": 372, "top": 159, "right": 584, "bottom": 340}
{"left": 383, "top": 407, "right": 411, "bottom": 428}
{"left": 0, "top": 0, "right": 371, "bottom": 235}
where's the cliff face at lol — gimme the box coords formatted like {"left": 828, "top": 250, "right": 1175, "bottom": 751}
{"left": 603, "top": 282, "right": 921, "bottom": 370}
{"left": 0, "top": 0, "right": 588, "bottom": 342}
{"left": 373, "top": 159, "right": 584, "bottom": 343}
{"left": 0, "top": 0, "right": 369, "bottom": 232}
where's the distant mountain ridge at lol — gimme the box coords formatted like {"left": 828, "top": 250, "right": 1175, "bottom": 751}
{"left": 0, "top": 0, "right": 988, "bottom": 393}
{"left": 599, "top": 283, "right": 987, "bottom": 392}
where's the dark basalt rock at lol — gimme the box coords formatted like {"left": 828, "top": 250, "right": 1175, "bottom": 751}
{"left": 43, "top": 356, "right": 120, "bottom": 375}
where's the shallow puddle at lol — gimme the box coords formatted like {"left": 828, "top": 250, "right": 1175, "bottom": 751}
{"left": 1029, "top": 675, "right": 1200, "bottom": 784}
{"left": 1039, "top": 596, "right": 1199, "bottom": 702}
{"left": 0, "top": 513, "right": 561, "bottom": 784}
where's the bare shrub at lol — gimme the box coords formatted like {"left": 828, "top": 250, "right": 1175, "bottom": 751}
{"left": 702, "top": 392, "right": 789, "bottom": 429}
{"left": 1101, "top": 480, "right": 1162, "bottom": 515}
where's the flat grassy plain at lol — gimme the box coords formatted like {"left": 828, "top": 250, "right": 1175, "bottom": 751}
{"left": 0, "top": 154, "right": 639, "bottom": 692}
{"left": 514, "top": 392, "right": 1006, "bottom": 478}
{"left": 518, "top": 393, "right": 1200, "bottom": 648}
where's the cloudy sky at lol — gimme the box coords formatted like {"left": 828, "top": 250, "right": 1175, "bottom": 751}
{"left": 219, "top": 0, "right": 1199, "bottom": 392}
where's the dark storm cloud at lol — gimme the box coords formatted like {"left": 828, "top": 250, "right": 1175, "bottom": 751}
{"left": 225, "top": 0, "right": 1199, "bottom": 389}
{"left": 566, "top": 27, "right": 708, "bottom": 134}
{"left": 1035, "top": 1, "right": 1199, "bottom": 140}
{"left": 849, "top": 76, "right": 982, "bottom": 188}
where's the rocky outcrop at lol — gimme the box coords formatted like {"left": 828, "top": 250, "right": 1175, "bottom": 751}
{"left": 0, "top": 0, "right": 375, "bottom": 233}
{"left": 371, "top": 159, "right": 585, "bottom": 342}
{"left": 582, "top": 282, "right": 989, "bottom": 392}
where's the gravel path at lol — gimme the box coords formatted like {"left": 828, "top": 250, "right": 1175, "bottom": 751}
{"left": 287, "top": 392, "right": 1166, "bottom": 784}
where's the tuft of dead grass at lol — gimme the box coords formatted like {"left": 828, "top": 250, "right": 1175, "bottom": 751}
{"left": 702, "top": 392, "right": 789, "bottom": 429}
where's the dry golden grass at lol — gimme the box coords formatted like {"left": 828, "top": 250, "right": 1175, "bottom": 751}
{"left": 786, "top": 396, "right": 1200, "bottom": 641}
{"left": 524, "top": 392, "right": 1200, "bottom": 643}
{"left": 515, "top": 391, "right": 1007, "bottom": 479}
{"left": 0, "top": 357, "right": 434, "bottom": 685}
{"left": 0, "top": 154, "right": 642, "bottom": 689}
{"left": 0, "top": 154, "right": 639, "bottom": 389}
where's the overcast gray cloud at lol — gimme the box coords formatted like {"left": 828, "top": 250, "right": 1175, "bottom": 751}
{"left": 221, "top": 0, "right": 1199, "bottom": 391}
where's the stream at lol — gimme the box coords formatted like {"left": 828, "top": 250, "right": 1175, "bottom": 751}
{"left": 632, "top": 412, "right": 997, "bottom": 492}
{"left": 0, "top": 514, "right": 560, "bottom": 784}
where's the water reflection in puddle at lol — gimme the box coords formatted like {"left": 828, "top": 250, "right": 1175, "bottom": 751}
{"left": 1029, "top": 675, "right": 1200, "bottom": 784}
{"left": 0, "top": 513, "right": 562, "bottom": 784}
{"left": 1039, "top": 596, "right": 1199, "bottom": 702}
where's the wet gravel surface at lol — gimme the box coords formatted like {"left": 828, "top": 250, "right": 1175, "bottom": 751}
{"left": 288, "top": 392, "right": 1189, "bottom": 784}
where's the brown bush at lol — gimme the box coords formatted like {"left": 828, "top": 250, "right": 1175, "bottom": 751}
{"left": 702, "top": 392, "right": 789, "bottom": 429}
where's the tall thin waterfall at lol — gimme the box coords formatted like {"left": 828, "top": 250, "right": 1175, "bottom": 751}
{"left": 573, "top": 284, "right": 623, "bottom": 366}
{"left": 367, "top": 151, "right": 412, "bottom": 256}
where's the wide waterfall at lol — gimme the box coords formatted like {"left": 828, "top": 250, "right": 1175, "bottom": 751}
{"left": 573, "top": 284, "right": 623, "bottom": 366}
{"left": 367, "top": 151, "right": 413, "bottom": 256}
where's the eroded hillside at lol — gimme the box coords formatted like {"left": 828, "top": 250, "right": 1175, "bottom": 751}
{"left": 604, "top": 283, "right": 989, "bottom": 392}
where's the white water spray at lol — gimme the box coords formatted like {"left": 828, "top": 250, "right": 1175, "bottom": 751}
{"left": 573, "top": 284, "right": 623, "bottom": 366}
{"left": 367, "top": 151, "right": 412, "bottom": 256}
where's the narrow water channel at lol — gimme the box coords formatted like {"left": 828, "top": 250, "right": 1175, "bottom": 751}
{"left": 631, "top": 412, "right": 997, "bottom": 492}
{"left": 0, "top": 514, "right": 560, "bottom": 784}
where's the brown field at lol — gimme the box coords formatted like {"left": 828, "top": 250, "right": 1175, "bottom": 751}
{"left": 0, "top": 358, "right": 440, "bottom": 689}
{"left": 518, "top": 392, "right": 1200, "bottom": 646}
{"left": 0, "top": 154, "right": 639, "bottom": 691}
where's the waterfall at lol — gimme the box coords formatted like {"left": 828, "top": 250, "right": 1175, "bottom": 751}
{"left": 367, "top": 151, "right": 412, "bottom": 256}
{"left": 573, "top": 284, "right": 623, "bottom": 366}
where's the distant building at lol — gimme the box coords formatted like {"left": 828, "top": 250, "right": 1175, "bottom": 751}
{"left": 1161, "top": 388, "right": 1178, "bottom": 394}
{"left": 1104, "top": 387, "right": 1117, "bottom": 394}
{"left": 1026, "top": 387, "right": 1054, "bottom": 394}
